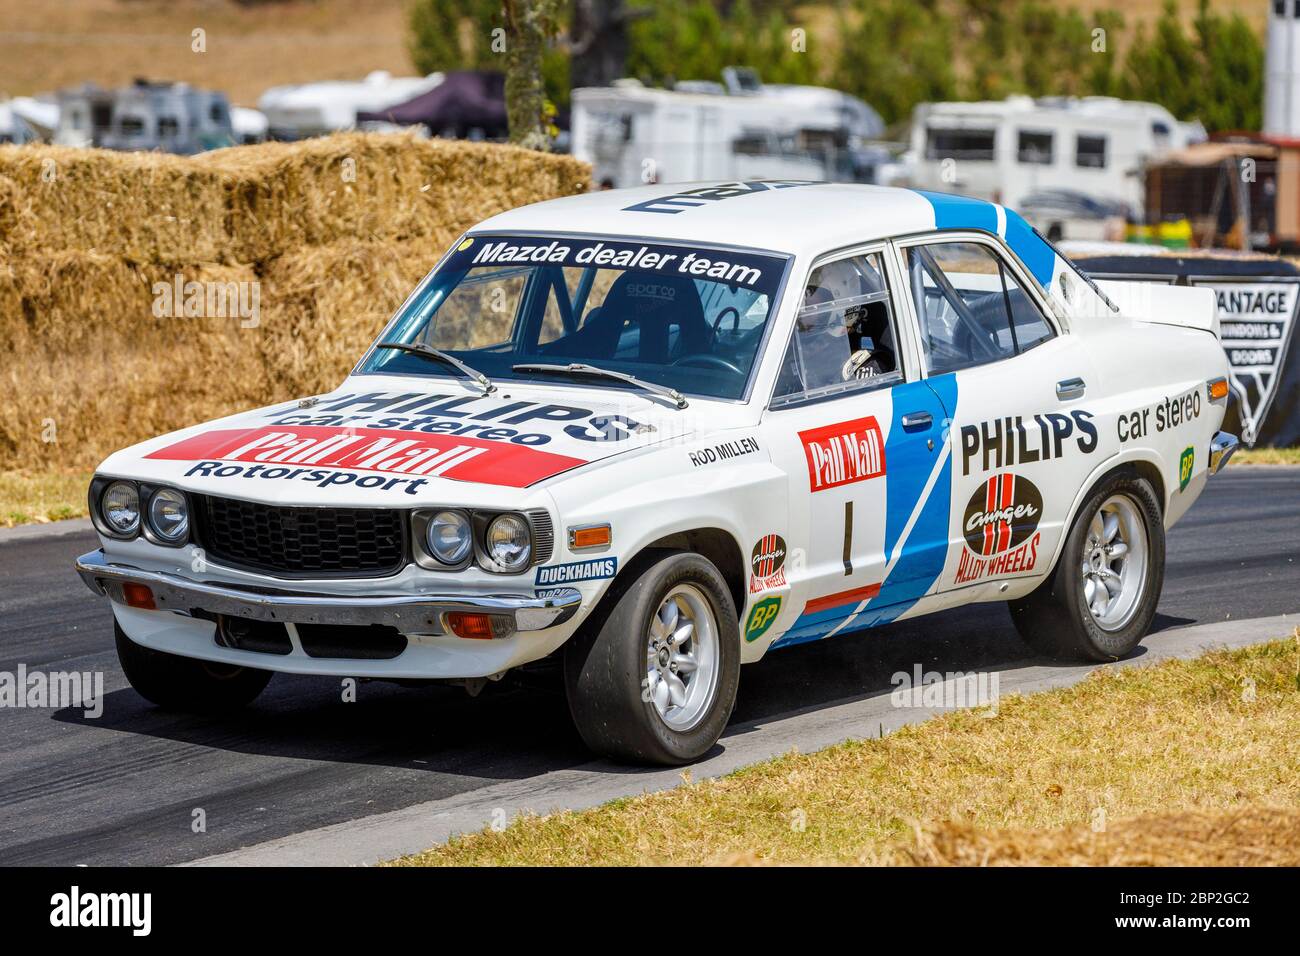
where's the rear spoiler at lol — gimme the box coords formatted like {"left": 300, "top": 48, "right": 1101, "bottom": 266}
{"left": 1094, "top": 280, "right": 1219, "bottom": 338}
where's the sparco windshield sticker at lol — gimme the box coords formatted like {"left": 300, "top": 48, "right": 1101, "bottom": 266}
{"left": 145, "top": 425, "right": 585, "bottom": 489}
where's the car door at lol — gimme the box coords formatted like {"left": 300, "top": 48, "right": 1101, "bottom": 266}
{"left": 757, "top": 247, "right": 952, "bottom": 649}
{"left": 895, "top": 232, "right": 1104, "bottom": 597}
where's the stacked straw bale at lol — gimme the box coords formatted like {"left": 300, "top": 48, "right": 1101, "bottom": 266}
{"left": 0, "top": 132, "right": 589, "bottom": 470}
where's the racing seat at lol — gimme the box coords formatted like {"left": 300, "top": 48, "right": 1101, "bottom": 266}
{"left": 557, "top": 270, "right": 711, "bottom": 364}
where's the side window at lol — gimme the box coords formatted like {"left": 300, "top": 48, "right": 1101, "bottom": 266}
{"left": 904, "top": 240, "right": 1055, "bottom": 376}
{"left": 773, "top": 252, "right": 902, "bottom": 403}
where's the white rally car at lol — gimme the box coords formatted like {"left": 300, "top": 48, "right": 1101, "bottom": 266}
{"left": 77, "top": 181, "right": 1239, "bottom": 764}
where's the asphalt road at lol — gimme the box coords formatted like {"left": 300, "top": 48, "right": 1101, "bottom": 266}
{"left": 1, "top": 467, "right": 1296, "bottom": 866}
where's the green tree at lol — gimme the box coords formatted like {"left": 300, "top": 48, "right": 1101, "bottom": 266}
{"left": 1120, "top": 0, "right": 1262, "bottom": 132}
{"left": 502, "top": 0, "right": 566, "bottom": 149}
{"left": 832, "top": 0, "right": 957, "bottom": 127}
{"left": 408, "top": 0, "right": 500, "bottom": 75}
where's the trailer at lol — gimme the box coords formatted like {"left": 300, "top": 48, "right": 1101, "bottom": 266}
{"left": 903, "top": 95, "right": 1204, "bottom": 211}
{"left": 571, "top": 70, "right": 889, "bottom": 188}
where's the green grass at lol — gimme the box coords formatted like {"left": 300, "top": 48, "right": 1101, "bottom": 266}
{"left": 0, "top": 471, "right": 91, "bottom": 527}
{"left": 388, "top": 636, "right": 1300, "bottom": 866}
{"left": 1234, "top": 447, "right": 1300, "bottom": 465}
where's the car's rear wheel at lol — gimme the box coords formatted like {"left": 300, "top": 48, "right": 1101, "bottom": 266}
{"left": 564, "top": 550, "right": 740, "bottom": 765}
{"left": 1009, "top": 471, "right": 1164, "bottom": 661}
{"left": 115, "top": 621, "right": 273, "bottom": 711}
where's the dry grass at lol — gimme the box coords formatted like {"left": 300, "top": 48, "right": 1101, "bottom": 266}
{"left": 0, "top": 132, "right": 588, "bottom": 474}
{"left": 0, "top": 0, "right": 412, "bottom": 107}
{"left": 0, "top": 470, "right": 92, "bottom": 526}
{"left": 389, "top": 637, "right": 1300, "bottom": 866}
{"left": 0, "top": 0, "right": 1263, "bottom": 110}
{"left": 1234, "top": 447, "right": 1300, "bottom": 465}
{"left": 891, "top": 807, "right": 1300, "bottom": 866}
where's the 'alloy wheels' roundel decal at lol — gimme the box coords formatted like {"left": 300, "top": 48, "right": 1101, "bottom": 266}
{"left": 751, "top": 534, "right": 787, "bottom": 579}
{"left": 963, "top": 473, "right": 1043, "bottom": 557}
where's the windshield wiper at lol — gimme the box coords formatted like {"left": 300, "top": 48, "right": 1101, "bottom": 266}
{"left": 377, "top": 342, "right": 495, "bottom": 393}
{"left": 512, "top": 362, "right": 688, "bottom": 409}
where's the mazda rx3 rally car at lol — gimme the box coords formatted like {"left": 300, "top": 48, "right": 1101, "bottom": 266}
{"left": 78, "top": 181, "right": 1238, "bottom": 764}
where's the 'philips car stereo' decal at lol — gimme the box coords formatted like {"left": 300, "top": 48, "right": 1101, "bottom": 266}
{"left": 146, "top": 425, "right": 586, "bottom": 489}
{"left": 799, "top": 416, "right": 886, "bottom": 492}
{"left": 749, "top": 534, "right": 788, "bottom": 594}
{"left": 954, "top": 472, "right": 1043, "bottom": 584}
{"left": 1117, "top": 387, "right": 1202, "bottom": 443}
{"left": 535, "top": 557, "right": 617, "bottom": 586}
{"left": 959, "top": 410, "right": 1096, "bottom": 476}
{"left": 266, "top": 391, "right": 655, "bottom": 447}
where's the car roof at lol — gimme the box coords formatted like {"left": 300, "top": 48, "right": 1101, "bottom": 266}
{"left": 471, "top": 181, "right": 1059, "bottom": 287}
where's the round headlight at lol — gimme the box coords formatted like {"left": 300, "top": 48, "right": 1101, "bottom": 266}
{"left": 100, "top": 481, "right": 141, "bottom": 536}
{"left": 147, "top": 487, "right": 189, "bottom": 543}
{"left": 426, "top": 510, "right": 472, "bottom": 565}
{"left": 485, "top": 513, "right": 532, "bottom": 573}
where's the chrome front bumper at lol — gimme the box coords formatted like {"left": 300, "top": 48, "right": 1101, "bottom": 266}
{"left": 1209, "top": 431, "right": 1239, "bottom": 475}
{"left": 75, "top": 550, "right": 581, "bottom": 635}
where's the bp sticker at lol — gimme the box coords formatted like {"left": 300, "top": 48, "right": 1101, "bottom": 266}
{"left": 745, "top": 596, "right": 782, "bottom": 643}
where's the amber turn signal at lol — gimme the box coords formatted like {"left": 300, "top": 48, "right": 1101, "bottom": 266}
{"left": 122, "top": 582, "right": 156, "bottom": 610}
{"left": 1208, "top": 377, "right": 1230, "bottom": 401}
{"left": 568, "top": 524, "right": 611, "bottom": 550}
{"left": 446, "top": 612, "right": 497, "bottom": 640}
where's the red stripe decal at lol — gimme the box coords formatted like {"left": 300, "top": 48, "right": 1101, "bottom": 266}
{"left": 804, "top": 582, "right": 882, "bottom": 615}
{"left": 145, "top": 425, "right": 586, "bottom": 488}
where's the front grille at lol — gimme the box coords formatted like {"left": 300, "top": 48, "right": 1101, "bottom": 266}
{"left": 297, "top": 623, "right": 407, "bottom": 660}
{"left": 526, "top": 508, "right": 555, "bottom": 565}
{"left": 195, "top": 495, "right": 407, "bottom": 577}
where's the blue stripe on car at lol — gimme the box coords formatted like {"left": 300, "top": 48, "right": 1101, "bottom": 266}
{"left": 912, "top": 189, "right": 1057, "bottom": 287}
{"left": 770, "top": 375, "right": 958, "bottom": 648}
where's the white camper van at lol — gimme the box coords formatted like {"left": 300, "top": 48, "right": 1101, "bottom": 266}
{"left": 258, "top": 71, "right": 443, "bottom": 140}
{"left": 903, "top": 95, "right": 1205, "bottom": 211}
{"left": 55, "top": 81, "right": 237, "bottom": 154}
{"left": 572, "top": 70, "right": 889, "bottom": 188}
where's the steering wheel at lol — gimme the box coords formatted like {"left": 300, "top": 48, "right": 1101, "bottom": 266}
{"left": 672, "top": 353, "right": 744, "bottom": 375}
{"left": 711, "top": 306, "right": 741, "bottom": 336}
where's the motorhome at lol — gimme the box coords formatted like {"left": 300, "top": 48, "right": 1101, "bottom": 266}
{"left": 258, "top": 71, "right": 443, "bottom": 140}
{"left": 0, "top": 100, "right": 37, "bottom": 144}
{"left": 571, "top": 69, "right": 890, "bottom": 188}
{"left": 54, "top": 81, "right": 236, "bottom": 153}
{"left": 903, "top": 95, "right": 1205, "bottom": 211}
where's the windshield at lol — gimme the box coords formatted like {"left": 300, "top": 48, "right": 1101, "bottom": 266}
{"left": 360, "top": 234, "right": 791, "bottom": 401}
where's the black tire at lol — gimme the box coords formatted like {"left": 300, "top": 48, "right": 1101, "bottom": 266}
{"left": 115, "top": 621, "right": 273, "bottom": 712}
{"left": 564, "top": 550, "right": 740, "bottom": 765}
{"left": 1009, "top": 470, "right": 1165, "bottom": 661}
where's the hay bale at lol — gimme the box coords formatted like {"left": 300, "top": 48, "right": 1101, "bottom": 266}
{"left": 0, "top": 134, "right": 588, "bottom": 472}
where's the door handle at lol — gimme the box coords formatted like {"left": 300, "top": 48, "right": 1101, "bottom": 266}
{"left": 901, "top": 411, "right": 932, "bottom": 430}
{"left": 1056, "top": 377, "right": 1086, "bottom": 400}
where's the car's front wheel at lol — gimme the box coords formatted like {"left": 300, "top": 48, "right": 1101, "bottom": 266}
{"left": 564, "top": 551, "right": 740, "bottom": 765}
{"left": 1009, "top": 471, "right": 1165, "bottom": 661}
{"left": 115, "top": 621, "right": 273, "bottom": 711}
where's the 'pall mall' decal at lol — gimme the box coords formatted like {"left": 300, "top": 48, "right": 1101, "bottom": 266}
{"left": 146, "top": 425, "right": 586, "bottom": 489}
{"left": 799, "top": 416, "right": 885, "bottom": 492}
{"left": 955, "top": 473, "right": 1043, "bottom": 584}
